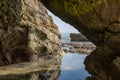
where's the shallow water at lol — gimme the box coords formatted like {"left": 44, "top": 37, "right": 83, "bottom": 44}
{"left": 58, "top": 33, "right": 91, "bottom": 80}
{"left": 0, "top": 52, "right": 90, "bottom": 80}
{"left": 58, "top": 53, "right": 90, "bottom": 80}
{"left": 0, "top": 33, "right": 91, "bottom": 80}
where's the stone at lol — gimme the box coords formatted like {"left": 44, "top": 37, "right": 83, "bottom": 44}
{"left": 108, "top": 23, "right": 120, "bottom": 33}
{"left": 0, "top": 0, "right": 63, "bottom": 66}
{"left": 113, "top": 57, "right": 120, "bottom": 71}
{"left": 62, "top": 42, "right": 96, "bottom": 54}
{"left": 70, "top": 33, "right": 88, "bottom": 41}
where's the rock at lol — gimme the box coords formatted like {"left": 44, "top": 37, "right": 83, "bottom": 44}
{"left": 0, "top": 1, "right": 63, "bottom": 79}
{"left": 0, "top": 0, "right": 120, "bottom": 80}
{"left": 62, "top": 42, "right": 96, "bottom": 54}
{"left": 41, "top": 0, "right": 120, "bottom": 80}
{"left": 62, "top": 49, "right": 69, "bottom": 53}
{"left": 0, "top": 0, "right": 63, "bottom": 66}
{"left": 112, "top": 57, "right": 120, "bottom": 80}
{"left": 108, "top": 23, "right": 120, "bottom": 33}
{"left": 84, "top": 45, "right": 119, "bottom": 80}
{"left": 113, "top": 57, "right": 120, "bottom": 71}
{"left": 70, "top": 33, "right": 88, "bottom": 41}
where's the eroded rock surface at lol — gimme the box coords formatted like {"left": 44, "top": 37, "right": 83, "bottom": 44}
{"left": 41, "top": 0, "right": 120, "bottom": 80}
{"left": 0, "top": 0, "right": 62, "bottom": 66}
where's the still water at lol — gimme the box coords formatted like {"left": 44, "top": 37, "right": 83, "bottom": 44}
{"left": 58, "top": 53, "right": 90, "bottom": 80}
{"left": 59, "top": 33, "right": 91, "bottom": 80}
{"left": 0, "top": 33, "right": 91, "bottom": 80}
{"left": 0, "top": 53, "right": 90, "bottom": 80}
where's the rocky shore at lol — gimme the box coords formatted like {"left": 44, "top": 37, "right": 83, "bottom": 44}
{"left": 62, "top": 42, "right": 96, "bottom": 54}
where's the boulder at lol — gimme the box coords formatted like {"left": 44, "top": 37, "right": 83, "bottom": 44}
{"left": 70, "top": 33, "right": 88, "bottom": 41}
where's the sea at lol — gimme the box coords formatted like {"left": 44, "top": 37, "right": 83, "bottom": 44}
{"left": 61, "top": 33, "right": 71, "bottom": 42}
{"left": 58, "top": 33, "right": 91, "bottom": 80}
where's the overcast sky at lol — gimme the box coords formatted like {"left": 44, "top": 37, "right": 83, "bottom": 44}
{"left": 48, "top": 10, "right": 79, "bottom": 33}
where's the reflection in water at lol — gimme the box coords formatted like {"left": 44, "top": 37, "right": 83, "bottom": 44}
{"left": 0, "top": 53, "right": 90, "bottom": 80}
{"left": 0, "top": 56, "right": 62, "bottom": 80}
{"left": 59, "top": 53, "right": 90, "bottom": 80}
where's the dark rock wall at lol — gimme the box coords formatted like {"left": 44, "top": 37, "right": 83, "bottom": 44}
{"left": 41, "top": 0, "right": 120, "bottom": 80}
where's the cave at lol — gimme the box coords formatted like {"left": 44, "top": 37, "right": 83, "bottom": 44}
{"left": 41, "top": 0, "right": 120, "bottom": 80}
{"left": 0, "top": 0, "right": 119, "bottom": 80}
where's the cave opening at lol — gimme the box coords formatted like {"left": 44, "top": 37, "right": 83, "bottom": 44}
{"left": 0, "top": 0, "right": 119, "bottom": 80}
{"left": 48, "top": 10, "right": 96, "bottom": 80}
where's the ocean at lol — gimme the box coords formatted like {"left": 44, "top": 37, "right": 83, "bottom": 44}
{"left": 61, "top": 33, "right": 71, "bottom": 42}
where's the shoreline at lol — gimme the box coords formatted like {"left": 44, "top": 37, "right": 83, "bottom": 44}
{"left": 62, "top": 41, "right": 96, "bottom": 54}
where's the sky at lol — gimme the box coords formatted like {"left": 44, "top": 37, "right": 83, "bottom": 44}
{"left": 48, "top": 10, "right": 79, "bottom": 33}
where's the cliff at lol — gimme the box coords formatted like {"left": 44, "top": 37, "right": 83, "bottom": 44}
{"left": 0, "top": 0, "right": 63, "bottom": 65}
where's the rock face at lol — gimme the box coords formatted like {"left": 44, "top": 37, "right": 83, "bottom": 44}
{"left": 41, "top": 0, "right": 120, "bottom": 51}
{"left": 70, "top": 33, "right": 88, "bottom": 41}
{"left": 40, "top": 0, "right": 120, "bottom": 80}
{"left": 0, "top": 0, "right": 62, "bottom": 66}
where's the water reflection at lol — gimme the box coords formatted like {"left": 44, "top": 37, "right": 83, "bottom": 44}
{"left": 0, "top": 53, "right": 90, "bottom": 80}
{"left": 0, "top": 57, "right": 62, "bottom": 80}
{"left": 59, "top": 53, "right": 90, "bottom": 80}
